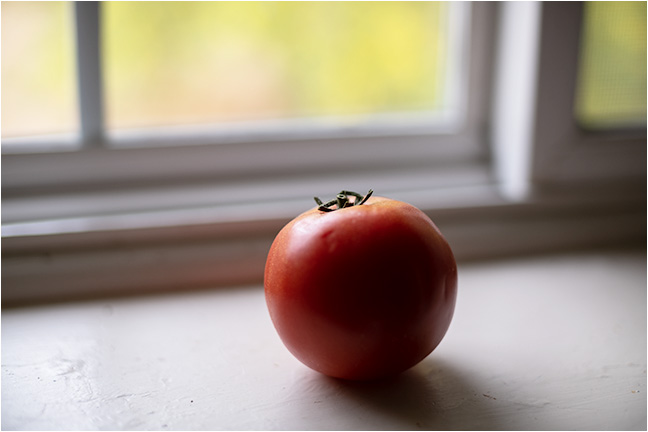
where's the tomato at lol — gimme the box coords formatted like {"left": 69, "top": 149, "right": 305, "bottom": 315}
{"left": 264, "top": 190, "right": 457, "bottom": 380}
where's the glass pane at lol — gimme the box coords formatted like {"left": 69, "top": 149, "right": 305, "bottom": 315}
{"left": 103, "top": 2, "right": 448, "bottom": 130}
{"left": 1, "top": 1, "right": 78, "bottom": 138}
{"left": 575, "top": 1, "right": 647, "bottom": 129}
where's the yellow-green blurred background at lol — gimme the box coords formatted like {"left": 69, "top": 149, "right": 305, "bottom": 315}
{"left": 575, "top": 1, "right": 647, "bottom": 130}
{"left": 1, "top": 1, "right": 646, "bottom": 138}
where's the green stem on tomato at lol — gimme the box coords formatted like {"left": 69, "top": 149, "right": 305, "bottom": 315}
{"left": 314, "top": 189, "right": 373, "bottom": 212}
{"left": 336, "top": 194, "right": 349, "bottom": 209}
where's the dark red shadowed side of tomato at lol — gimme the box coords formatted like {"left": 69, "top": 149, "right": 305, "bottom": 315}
{"left": 264, "top": 194, "right": 457, "bottom": 381}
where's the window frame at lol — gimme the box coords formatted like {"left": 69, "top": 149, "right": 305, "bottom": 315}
{"left": 531, "top": 2, "right": 646, "bottom": 187}
{"left": 3, "top": 2, "right": 645, "bottom": 306}
{"left": 2, "top": 1, "right": 491, "bottom": 196}
{"left": 491, "top": 1, "right": 646, "bottom": 201}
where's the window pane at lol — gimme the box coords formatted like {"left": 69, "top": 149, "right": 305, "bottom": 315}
{"left": 575, "top": 1, "right": 647, "bottom": 130}
{"left": 1, "top": 1, "right": 78, "bottom": 138}
{"left": 103, "top": 2, "right": 448, "bottom": 130}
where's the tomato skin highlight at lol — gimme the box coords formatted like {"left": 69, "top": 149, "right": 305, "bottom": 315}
{"left": 264, "top": 196, "right": 457, "bottom": 380}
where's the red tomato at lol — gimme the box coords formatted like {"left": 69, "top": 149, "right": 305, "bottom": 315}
{"left": 264, "top": 190, "right": 457, "bottom": 380}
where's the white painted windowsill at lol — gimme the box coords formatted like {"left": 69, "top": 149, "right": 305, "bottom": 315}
{"left": 3, "top": 168, "right": 645, "bottom": 306}
{"left": 2, "top": 249, "right": 645, "bottom": 430}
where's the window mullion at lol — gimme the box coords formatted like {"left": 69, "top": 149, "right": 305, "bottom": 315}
{"left": 74, "top": 1, "right": 105, "bottom": 148}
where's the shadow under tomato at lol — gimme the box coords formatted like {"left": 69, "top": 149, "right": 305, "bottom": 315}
{"left": 314, "top": 356, "right": 500, "bottom": 431}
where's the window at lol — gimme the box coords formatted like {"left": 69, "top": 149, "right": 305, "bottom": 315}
{"left": 530, "top": 2, "right": 646, "bottom": 186}
{"left": 2, "top": 2, "right": 644, "bottom": 305}
{"left": 575, "top": 1, "right": 646, "bottom": 130}
{"left": 102, "top": 2, "right": 451, "bottom": 130}
{"left": 1, "top": 1, "right": 473, "bottom": 140}
{"left": 3, "top": 1, "right": 483, "bottom": 192}
{"left": 1, "top": 1, "right": 78, "bottom": 138}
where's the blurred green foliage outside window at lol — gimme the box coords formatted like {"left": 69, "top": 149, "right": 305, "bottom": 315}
{"left": 3, "top": 2, "right": 646, "bottom": 139}
{"left": 575, "top": 1, "right": 647, "bottom": 130}
{"left": 102, "top": 1, "right": 448, "bottom": 130}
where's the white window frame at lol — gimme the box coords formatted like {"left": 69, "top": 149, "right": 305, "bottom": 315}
{"left": 2, "top": 2, "right": 645, "bottom": 305}
{"left": 531, "top": 2, "right": 646, "bottom": 186}
{"left": 490, "top": 2, "right": 646, "bottom": 201}
{"left": 2, "top": 2, "right": 487, "bottom": 193}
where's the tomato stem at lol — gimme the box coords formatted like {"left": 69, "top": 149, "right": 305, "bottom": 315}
{"left": 336, "top": 194, "right": 348, "bottom": 209}
{"left": 314, "top": 189, "right": 373, "bottom": 212}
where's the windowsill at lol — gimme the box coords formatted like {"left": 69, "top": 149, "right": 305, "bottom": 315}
{"left": 2, "top": 249, "right": 645, "bottom": 430}
{"left": 2, "top": 167, "right": 645, "bottom": 306}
